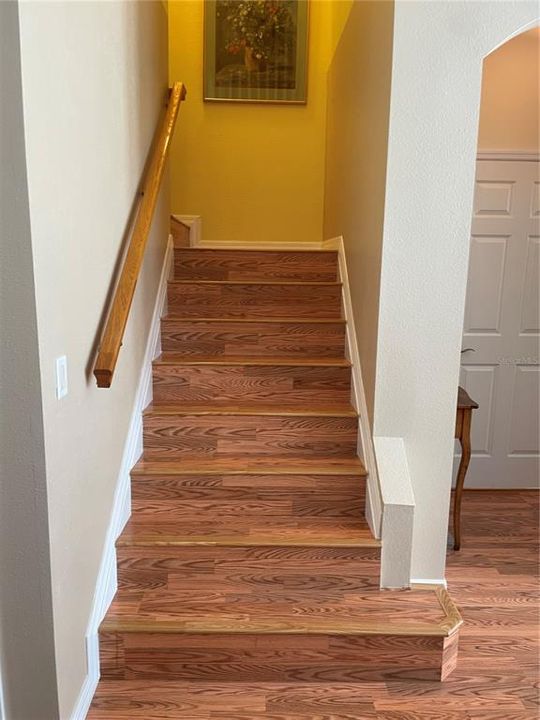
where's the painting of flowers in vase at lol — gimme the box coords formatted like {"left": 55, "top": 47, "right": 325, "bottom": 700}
{"left": 204, "top": 0, "right": 308, "bottom": 103}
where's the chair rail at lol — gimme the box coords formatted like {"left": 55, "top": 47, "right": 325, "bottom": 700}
{"left": 93, "top": 81, "right": 186, "bottom": 388}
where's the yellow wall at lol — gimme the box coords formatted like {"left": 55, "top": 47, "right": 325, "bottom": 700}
{"left": 479, "top": 26, "right": 539, "bottom": 151}
{"left": 168, "top": 0, "right": 352, "bottom": 244}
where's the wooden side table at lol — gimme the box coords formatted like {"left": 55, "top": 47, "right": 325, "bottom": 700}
{"left": 453, "top": 386, "right": 479, "bottom": 550}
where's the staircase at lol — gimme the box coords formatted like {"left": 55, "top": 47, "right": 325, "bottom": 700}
{"left": 90, "top": 242, "right": 461, "bottom": 716}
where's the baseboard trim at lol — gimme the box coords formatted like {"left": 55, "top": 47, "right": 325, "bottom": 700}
{"left": 477, "top": 150, "right": 539, "bottom": 162}
{"left": 322, "top": 236, "right": 383, "bottom": 541}
{"left": 70, "top": 236, "right": 174, "bottom": 720}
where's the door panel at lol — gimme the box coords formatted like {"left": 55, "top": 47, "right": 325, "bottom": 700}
{"left": 520, "top": 236, "right": 539, "bottom": 334}
{"left": 464, "top": 235, "right": 507, "bottom": 334}
{"left": 456, "top": 159, "right": 540, "bottom": 488}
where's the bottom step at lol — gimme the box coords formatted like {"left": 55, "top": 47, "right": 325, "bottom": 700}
{"left": 99, "top": 587, "right": 461, "bottom": 683}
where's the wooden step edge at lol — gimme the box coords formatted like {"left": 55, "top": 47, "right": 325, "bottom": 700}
{"left": 168, "top": 280, "right": 342, "bottom": 287}
{"left": 153, "top": 355, "right": 351, "bottom": 367}
{"left": 100, "top": 596, "right": 455, "bottom": 638}
{"left": 131, "top": 459, "right": 368, "bottom": 476}
{"left": 435, "top": 587, "right": 464, "bottom": 636}
{"left": 116, "top": 533, "right": 380, "bottom": 549}
{"left": 175, "top": 247, "right": 338, "bottom": 254}
{"left": 143, "top": 403, "right": 358, "bottom": 418}
{"left": 161, "top": 316, "right": 347, "bottom": 325}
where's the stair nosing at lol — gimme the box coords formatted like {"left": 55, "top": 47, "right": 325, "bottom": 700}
{"left": 143, "top": 403, "right": 358, "bottom": 418}
{"left": 116, "top": 534, "right": 380, "bottom": 549}
{"left": 100, "top": 587, "right": 461, "bottom": 638}
{"left": 175, "top": 247, "right": 338, "bottom": 254}
{"left": 161, "top": 316, "right": 347, "bottom": 324}
{"left": 168, "top": 280, "right": 342, "bottom": 287}
{"left": 131, "top": 458, "right": 367, "bottom": 477}
{"left": 153, "top": 355, "right": 351, "bottom": 367}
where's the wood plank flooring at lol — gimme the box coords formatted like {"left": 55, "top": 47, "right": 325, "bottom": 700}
{"left": 89, "top": 489, "right": 539, "bottom": 719}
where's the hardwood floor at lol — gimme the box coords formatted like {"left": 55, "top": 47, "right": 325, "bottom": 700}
{"left": 89, "top": 489, "right": 539, "bottom": 719}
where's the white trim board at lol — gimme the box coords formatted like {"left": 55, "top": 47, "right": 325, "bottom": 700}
{"left": 477, "top": 150, "right": 539, "bottom": 161}
{"left": 322, "top": 236, "right": 383, "bottom": 542}
{"left": 173, "top": 214, "right": 202, "bottom": 247}
{"left": 70, "top": 236, "right": 174, "bottom": 720}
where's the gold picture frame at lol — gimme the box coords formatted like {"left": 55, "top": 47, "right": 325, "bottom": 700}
{"left": 204, "top": 0, "right": 309, "bottom": 104}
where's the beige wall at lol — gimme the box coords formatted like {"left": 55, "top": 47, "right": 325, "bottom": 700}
{"left": 478, "top": 26, "right": 540, "bottom": 151}
{"left": 0, "top": 2, "right": 59, "bottom": 717}
{"left": 324, "top": 0, "right": 395, "bottom": 424}
{"left": 17, "top": 1, "right": 169, "bottom": 715}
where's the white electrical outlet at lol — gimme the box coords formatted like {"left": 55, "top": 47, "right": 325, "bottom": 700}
{"left": 55, "top": 356, "right": 68, "bottom": 399}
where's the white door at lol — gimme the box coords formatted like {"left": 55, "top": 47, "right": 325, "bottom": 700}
{"left": 458, "top": 158, "right": 540, "bottom": 488}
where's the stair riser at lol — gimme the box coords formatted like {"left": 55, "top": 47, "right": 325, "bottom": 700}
{"left": 160, "top": 319, "right": 346, "bottom": 358}
{"left": 167, "top": 282, "right": 342, "bottom": 318}
{"left": 100, "top": 631, "right": 456, "bottom": 682}
{"left": 174, "top": 249, "right": 338, "bottom": 282}
{"left": 116, "top": 545, "right": 380, "bottom": 592}
{"left": 152, "top": 364, "right": 352, "bottom": 405}
{"left": 130, "top": 474, "right": 366, "bottom": 505}
{"left": 142, "top": 415, "right": 358, "bottom": 460}
{"left": 130, "top": 497, "right": 364, "bottom": 521}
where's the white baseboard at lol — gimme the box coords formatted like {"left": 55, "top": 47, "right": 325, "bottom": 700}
{"left": 322, "top": 236, "right": 383, "bottom": 540}
{"left": 173, "top": 214, "right": 202, "bottom": 247}
{"left": 70, "top": 236, "right": 174, "bottom": 720}
{"left": 477, "top": 150, "right": 539, "bottom": 162}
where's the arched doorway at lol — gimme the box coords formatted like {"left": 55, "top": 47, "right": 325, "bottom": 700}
{"left": 457, "top": 27, "right": 539, "bottom": 492}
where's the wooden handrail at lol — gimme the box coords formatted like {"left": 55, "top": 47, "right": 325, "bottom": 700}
{"left": 93, "top": 81, "right": 186, "bottom": 388}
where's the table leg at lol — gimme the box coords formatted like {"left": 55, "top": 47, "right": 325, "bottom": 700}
{"left": 454, "top": 409, "right": 472, "bottom": 551}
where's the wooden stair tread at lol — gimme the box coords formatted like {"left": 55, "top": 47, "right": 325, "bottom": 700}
{"left": 101, "top": 586, "right": 460, "bottom": 638}
{"left": 155, "top": 353, "right": 351, "bottom": 367}
{"left": 131, "top": 456, "right": 367, "bottom": 476}
{"left": 162, "top": 315, "right": 347, "bottom": 324}
{"left": 143, "top": 403, "right": 358, "bottom": 417}
{"left": 170, "top": 280, "right": 342, "bottom": 286}
{"left": 117, "top": 517, "right": 379, "bottom": 547}
{"left": 176, "top": 247, "right": 339, "bottom": 253}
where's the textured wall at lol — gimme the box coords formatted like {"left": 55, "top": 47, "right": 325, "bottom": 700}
{"left": 324, "top": 0, "right": 395, "bottom": 425}
{"left": 0, "top": 2, "right": 59, "bottom": 717}
{"left": 17, "top": 1, "right": 169, "bottom": 714}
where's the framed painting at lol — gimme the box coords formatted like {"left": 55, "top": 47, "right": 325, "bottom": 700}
{"left": 204, "top": 0, "right": 309, "bottom": 104}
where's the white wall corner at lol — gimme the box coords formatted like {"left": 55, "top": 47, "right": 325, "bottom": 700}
{"left": 70, "top": 236, "right": 174, "bottom": 720}
{"left": 323, "top": 236, "right": 383, "bottom": 539}
{"left": 173, "top": 214, "right": 202, "bottom": 247}
{"left": 375, "top": 436, "right": 415, "bottom": 589}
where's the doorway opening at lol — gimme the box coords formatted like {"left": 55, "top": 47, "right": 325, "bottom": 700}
{"left": 457, "top": 27, "right": 540, "bottom": 493}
